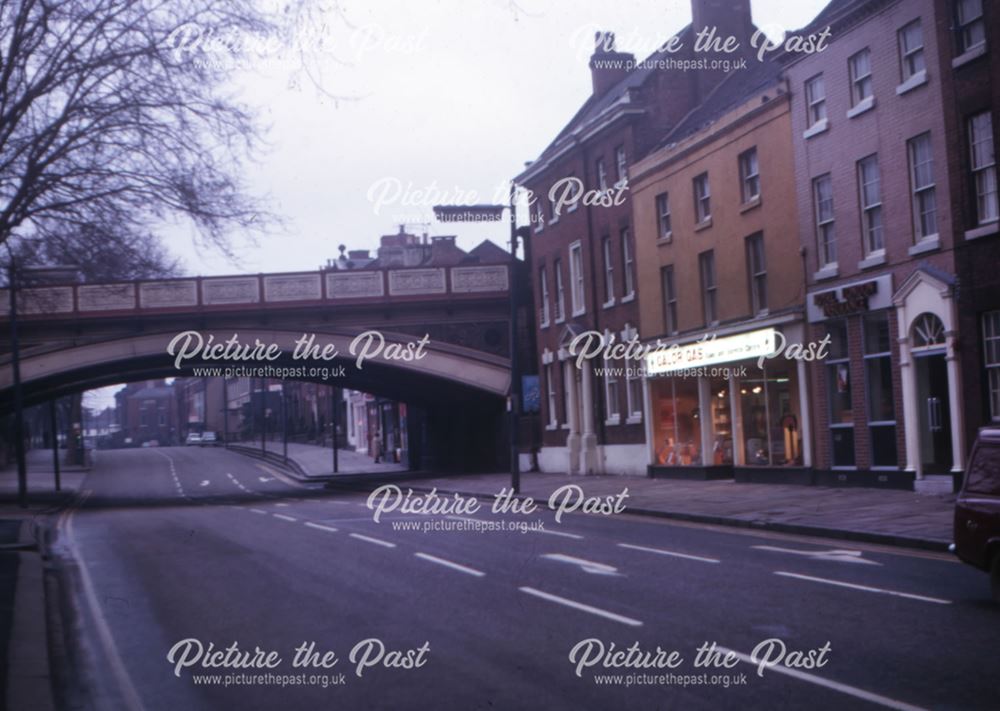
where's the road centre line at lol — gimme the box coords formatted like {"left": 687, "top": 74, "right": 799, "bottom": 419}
{"left": 617, "top": 542, "right": 720, "bottom": 564}
{"left": 304, "top": 522, "right": 339, "bottom": 533}
{"left": 715, "top": 645, "right": 929, "bottom": 711}
{"left": 414, "top": 552, "right": 485, "bottom": 577}
{"left": 773, "top": 571, "right": 951, "bottom": 605}
{"left": 518, "top": 587, "right": 642, "bottom": 627}
{"left": 272, "top": 514, "right": 298, "bottom": 522}
{"left": 349, "top": 533, "right": 396, "bottom": 548}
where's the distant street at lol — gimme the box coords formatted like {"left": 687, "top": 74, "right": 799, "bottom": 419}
{"left": 51, "top": 447, "right": 999, "bottom": 710}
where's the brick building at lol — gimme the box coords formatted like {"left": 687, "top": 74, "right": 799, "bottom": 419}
{"left": 786, "top": 0, "right": 968, "bottom": 490}
{"left": 516, "top": 0, "right": 761, "bottom": 475}
{"left": 630, "top": 56, "right": 810, "bottom": 481}
{"left": 934, "top": 0, "right": 1000, "bottom": 458}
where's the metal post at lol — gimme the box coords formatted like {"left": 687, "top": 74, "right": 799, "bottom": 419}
{"left": 508, "top": 183, "right": 521, "bottom": 494}
{"left": 49, "top": 399, "right": 61, "bottom": 492}
{"left": 8, "top": 261, "right": 27, "bottom": 507}
{"left": 331, "top": 386, "right": 339, "bottom": 474}
{"left": 259, "top": 377, "right": 266, "bottom": 457}
{"left": 281, "top": 381, "right": 288, "bottom": 463}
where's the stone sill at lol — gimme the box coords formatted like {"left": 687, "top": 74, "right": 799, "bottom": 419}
{"left": 739, "top": 196, "right": 761, "bottom": 213}
{"left": 895, "top": 70, "right": 927, "bottom": 96}
{"left": 813, "top": 264, "right": 839, "bottom": 281}
{"left": 694, "top": 217, "right": 713, "bottom": 232}
{"left": 857, "top": 252, "right": 887, "bottom": 270}
{"left": 965, "top": 222, "right": 999, "bottom": 241}
{"left": 803, "top": 118, "right": 829, "bottom": 140}
{"left": 908, "top": 235, "right": 940, "bottom": 256}
{"left": 952, "top": 44, "right": 987, "bottom": 69}
{"left": 846, "top": 96, "right": 875, "bottom": 119}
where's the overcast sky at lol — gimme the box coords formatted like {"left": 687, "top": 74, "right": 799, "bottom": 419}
{"left": 87, "top": 0, "right": 829, "bottom": 410}
{"left": 171, "top": 0, "right": 829, "bottom": 276}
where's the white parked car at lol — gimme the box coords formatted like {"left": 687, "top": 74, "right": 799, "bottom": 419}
{"left": 201, "top": 431, "right": 218, "bottom": 446}
{"left": 185, "top": 432, "right": 202, "bottom": 446}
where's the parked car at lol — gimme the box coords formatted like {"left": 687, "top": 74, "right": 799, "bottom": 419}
{"left": 141, "top": 439, "right": 159, "bottom": 448}
{"left": 185, "top": 432, "right": 202, "bottom": 446}
{"left": 954, "top": 427, "right": 1000, "bottom": 602}
{"left": 200, "top": 431, "right": 218, "bottom": 446}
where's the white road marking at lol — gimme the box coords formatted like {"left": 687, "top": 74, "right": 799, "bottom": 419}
{"left": 259, "top": 476, "right": 273, "bottom": 482}
{"left": 541, "top": 553, "right": 619, "bottom": 576}
{"left": 715, "top": 645, "right": 929, "bottom": 711}
{"left": 518, "top": 587, "right": 642, "bottom": 627}
{"left": 753, "top": 545, "right": 881, "bottom": 566}
{"left": 199, "top": 480, "right": 210, "bottom": 487}
{"left": 63, "top": 490, "right": 147, "bottom": 711}
{"left": 534, "top": 527, "right": 584, "bottom": 540}
{"left": 274, "top": 502, "right": 289, "bottom": 507}
{"left": 349, "top": 533, "right": 396, "bottom": 548}
{"left": 414, "top": 552, "right": 485, "bottom": 577}
{"left": 273, "top": 514, "right": 298, "bottom": 522}
{"left": 249, "top": 508, "right": 268, "bottom": 515}
{"left": 618, "top": 542, "right": 720, "bottom": 564}
{"left": 304, "top": 522, "right": 339, "bottom": 533}
{"left": 773, "top": 571, "right": 951, "bottom": 605}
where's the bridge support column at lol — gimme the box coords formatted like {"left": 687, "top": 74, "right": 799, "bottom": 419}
{"left": 49, "top": 399, "right": 61, "bottom": 492}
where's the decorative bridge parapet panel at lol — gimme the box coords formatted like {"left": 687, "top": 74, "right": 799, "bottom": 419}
{"left": 0, "top": 264, "right": 510, "bottom": 319}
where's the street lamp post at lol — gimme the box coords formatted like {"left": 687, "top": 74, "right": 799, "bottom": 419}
{"left": 434, "top": 190, "right": 523, "bottom": 494}
{"left": 49, "top": 399, "right": 61, "bottom": 491}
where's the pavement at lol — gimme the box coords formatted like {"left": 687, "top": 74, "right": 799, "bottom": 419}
{"left": 245, "top": 440, "right": 954, "bottom": 550}
{"left": 27, "top": 447, "right": 1000, "bottom": 709}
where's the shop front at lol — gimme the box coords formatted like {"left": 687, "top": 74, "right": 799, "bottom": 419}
{"left": 644, "top": 321, "right": 813, "bottom": 483}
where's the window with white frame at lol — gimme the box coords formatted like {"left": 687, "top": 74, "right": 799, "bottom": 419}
{"left": 858, "top": 154, "right": 884, "bottom": 255}
{"left": 569, "top": 241, "right": 585, "bottom": 315}
{"left": 908, "top": 132, "right": 938, "bottom": 240}
{"left": 849, "top": 48, "right": 873, "bottom": 106}
{"left": 956, "top": 0, "right": 986, "bottom": 54}
{"left": 534, "top": 201, "right": 545, "bottom": 232}
{"left": 656, "top": 192, "right": 671, "bottom": 239}
{"left": 615, "top": 145, "right": 627, "bottom": 186}
{"left": 970, "top": 112, "right": 998, "bottom": 225}
{"left": 984, "top": 311, "right": 1000, "bottom": 421}
{"left": 539, "top": 266, "right": 550, "bottom": 327}
{"left": 699, "top": 250, "right": 717, "bottom": 325}
{"left": 746, "top": 233, "right": 767, "bottom": 314}
{"left": 549, "top": 190, "right": 559, "bottom": 222}
{"left": 621, "top": 228, "right": 635, "bottom": 298}
{"left": 554, "top": 257, "right": 566, "bottom": 322}
{"left": 604, "top": 347, "right": 621, "bottom": 422}
{"left": 661, "top": 265, "right": 677, "bottom": 334}
{"left": 805, "top": 74, "right": 826, "bottom": 126}
{"left": 693, "top": 172, "right": 711, "bottom": 223}
{"left": 813, "top": 173, "right": 836, "bottom": 266}
{"left": 623, "top": 326, "right": 643, "bottom": 421}
{"left": 826, "top": 319, "right": 855, "bottom": 467}
{"left": 739, "top": 147, "right": 760, "bottom": 203}
{"left": 898, "top": 20, "right": 924, "bottom": 81}
{"left": 545, "top": 362, "right": 558, "bottom": 427}
{"left": 864, "top": 312, "right": 897, "bottom": 466}
{"left": 560, "top": 360, "right": 571, "bottom": 427}
{"left": 601, "top": 236, "right": 615, "bottom": 305}
{"left": 596, "top": 158, "right": 608, "bottom": 191}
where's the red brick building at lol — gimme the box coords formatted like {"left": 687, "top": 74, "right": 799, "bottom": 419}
{"left": 787, "top": 0, "right": 970, "bottom": 490}
{"left": 934, "top": 0, "right": 1000, "bottom": 459}
{"left": 516, "top": 0, "right": 760, "bottom": 475}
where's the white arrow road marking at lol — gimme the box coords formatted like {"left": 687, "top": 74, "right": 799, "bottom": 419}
{"left": 542, "top": 553, "right": 620, "bottom": 576}
{"left": 200, "top": 480, "right": 210, "bottom": 487}
{"left": 753, "top": 545, "right": 882, "bottom": 566}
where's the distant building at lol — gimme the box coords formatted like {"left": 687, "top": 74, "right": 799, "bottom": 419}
{"left": 115, "top": 379, "right": 177, "bottom": 446}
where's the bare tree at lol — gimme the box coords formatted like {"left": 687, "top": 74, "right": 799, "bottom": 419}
{"left": 0, "top": 0, "right": 330, "bottom": 272}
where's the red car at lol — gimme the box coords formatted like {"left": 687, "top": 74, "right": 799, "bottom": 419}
{"left": 954, "top": 427, "right": 1000, "bottom": 602}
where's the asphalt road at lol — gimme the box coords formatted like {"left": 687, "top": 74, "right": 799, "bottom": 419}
{"left": 47, "top": 447, "right": 1000, "bottom": 711}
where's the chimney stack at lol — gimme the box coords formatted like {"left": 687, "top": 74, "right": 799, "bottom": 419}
{"left": 589, "top": 31, "right": 635, "bottom": 97}
{"left": 691, "top": 0, "right": 754, "bottom": 52}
